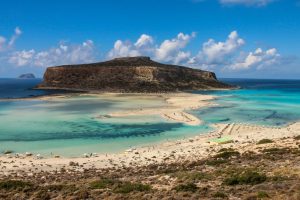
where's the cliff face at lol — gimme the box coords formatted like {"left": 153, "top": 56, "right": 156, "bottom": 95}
{"left": 37, "top": 57, "right": 232, "bottom": 92}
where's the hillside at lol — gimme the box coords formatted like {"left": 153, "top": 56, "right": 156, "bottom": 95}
{"left": 37, "top": 57, "right": 232, "bottom": 92}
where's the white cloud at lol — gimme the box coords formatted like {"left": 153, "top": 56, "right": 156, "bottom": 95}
{"left": 108, "top": 32, "right": 195, "bottom": 65}
{"left": 8, "top": 40, "right": 95, "bottom": 67}
{"left": 173, "top": 51, "right": 192, "bottom": 65}
{"left": 8, "top": 27, "right": 22, "bottom": 47}
{"left": 6, "top": 30, "right": 283, "bottom": 73}
{"left": 155, "top": 32, "right": 195, "bottom": 63}
{"left": 220, "top": 0, "right": 275, "bottom": 6}
{"left": 108, "top": 34, "right": 154, "bottom": 59}
{"left": 0, "top": 27, "right": 22, "bottom": 52}
{"left": 8, "top": 49, "right": 35, "bottom": 66}
{"left": 108, "top": 40, "right": 140, "bottom": 58}
{"left": 134, "top": 34, "right": 154, "bottom": 49}
{"left": 185, "top": 31, "right": 282, "bottom": 71}
{"left": 230, "top": 48, "right": 280, "bottom": 70}
{"left": 190, "top": 31, "right": 245, "bottom": 68}
{"left": 107, "top": 31, "right": 282, "bottom": 70}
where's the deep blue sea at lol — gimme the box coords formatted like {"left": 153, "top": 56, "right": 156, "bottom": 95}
{"left": 0, "top": 78, "right": 299, "bottom": 156}
{"left": 0, "top": 78, "right": 50, "bottom": 98}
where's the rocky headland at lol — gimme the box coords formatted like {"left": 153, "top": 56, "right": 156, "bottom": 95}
{"left": 36, "top": 56, "right": 232, "bottom": 92}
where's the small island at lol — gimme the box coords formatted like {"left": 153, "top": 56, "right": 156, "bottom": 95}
{"left": 36, "top": 56, "right": 233, "bottom": 92}
{"left": 18, "top": 73, "right": 35, "bottom": 79}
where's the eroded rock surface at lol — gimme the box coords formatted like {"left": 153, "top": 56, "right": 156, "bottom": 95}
{"left": 37, "top": 56, "right": 232, "bottom": 92}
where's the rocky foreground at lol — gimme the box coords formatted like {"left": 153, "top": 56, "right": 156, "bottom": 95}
{"left": 0, "top": 137, "right": 300, "bottom": 200}
{"left": 36, "top": 56, "right": 232, "bottom": 92}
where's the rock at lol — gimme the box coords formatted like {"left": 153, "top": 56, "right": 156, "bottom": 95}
{"left": 27, "top": 172, "right": 33, "bottom": 176}
{"left": 36, "top": 154, "right": 42, "bottom": 159}
{"left": 25, "top": 152, "right": 33, "bottom": 156}
{"left": 69, "top": 161, "right": 79, "bottom": 166}
{"left": 92, "top": 153, "right": 98, "bottom": 157}
{"left": 3, "top": 150, "right": 13, "bottom": 154}
{"left": 36, "top": 56, "right": 233, "bottom": 92}
{"left": 18, "top": 73, "right": 35, "bottom": 79}
{"left": 83, "top": 153, "right": 89, "bottom": 158}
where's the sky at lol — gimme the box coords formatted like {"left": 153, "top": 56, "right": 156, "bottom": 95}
{"left": 0, "top": 0, "right": 300, "bottom": 79}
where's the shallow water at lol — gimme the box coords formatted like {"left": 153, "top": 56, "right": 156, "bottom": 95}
{"left": 194, "top": 79, "right": 300, "bottom": 126}
{"left": 0, "top": 78, "right": 299, "bottom": 156}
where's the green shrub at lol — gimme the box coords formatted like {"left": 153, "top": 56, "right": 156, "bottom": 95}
{"left": 262, "top": 148, "right": 289, "bottom": 155}
{"left": 214, "top": 150, "right": 240, "bottom": 159}
{"left": 113, "top": 182, "right": 151, "bottom": 193}
{"left": 213, "top": 191, "right": 228, "bottom": 198}
{"left": 218, "top": 148, "right": 234, "bottom": 152}
{"left": 90, "top": 179, "right": 151, "bottom": 193}
{"left": 90, "top": 178, "right": 116, "bottom": 189}
{"left": 257, "top": 191, "right": 269, "bottom": 198}
{"left": 257, "top": 139, "right": 273, "bottom": 145}
{"left": 270, "top": 175, "right": 287, "bottom": 182}
{"left": 206, "top": 159, "right": 228, "bottom": 166}
{"left": 34, "top": 190, "right": 51, "bottom": 200}
{"left": 44, "top": 184, "right": 77, "bottom": 193}
{"left": 224, "top": 170, "right": 267, "bottom": 185}
{"left": 45, "top": 184, "right": 64, "bottom": 191}
{"left": 0, "top": 180, "right": 33, "bottom": 190}
{"left": 173, "top": 183, "right": 198, "bottom": 192}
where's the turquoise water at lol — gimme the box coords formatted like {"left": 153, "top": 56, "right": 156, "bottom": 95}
{"left": 194, "top": 79, "right": 300, "bottom": 126}
{"left": 0, "top": 78, "right": 299, "bottom": 157}
{"left": 0, "top": 91, "right": 211, "bottom": 156}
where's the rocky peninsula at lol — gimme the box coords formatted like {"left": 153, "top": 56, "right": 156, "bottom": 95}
{"left": 36, "top": 56, "right": 232, "bottom": 92}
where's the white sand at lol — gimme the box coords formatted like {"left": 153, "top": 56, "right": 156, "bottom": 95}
{"left": 101, "top": 93, "right": 214, "bottom": 125}
{"left": 2, "top": 92, "right": 213, "bottom": 126}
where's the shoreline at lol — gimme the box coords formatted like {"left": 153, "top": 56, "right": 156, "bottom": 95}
{"left": 1, "top": 121, "right": 299, "bottom": 176}
{"left": 0, "top": 91, "right": 299, "bottom": 178}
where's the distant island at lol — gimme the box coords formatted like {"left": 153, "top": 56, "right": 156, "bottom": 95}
{"left": 36, "top": 56, "right": 232, "bottom": 92}
{"left": 18, "top": 73, "right": 35, "bottom": 79}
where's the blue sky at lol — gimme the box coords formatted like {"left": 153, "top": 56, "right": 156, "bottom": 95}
{"left": 0, "top": 0, "right": 299, "bottom": 78}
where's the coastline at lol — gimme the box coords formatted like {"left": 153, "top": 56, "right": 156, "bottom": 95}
{"left": 1, "top": 120, "right": 299, "bottom": 176}
{"left": 0, "top": 91, "right": 299, "bottom": 175}
{"left": 1, "top": 90, "right": 300, "bottom": 199}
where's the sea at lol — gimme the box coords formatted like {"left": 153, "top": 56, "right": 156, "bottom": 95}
{"left": 0, "top": 78, "right": 299, "bottom": 157}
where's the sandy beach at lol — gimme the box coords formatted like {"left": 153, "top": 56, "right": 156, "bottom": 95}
{"left": 1, "top": 92, "right": 215, "bottom": 125}
{"left": 1, "top": 120, "right": 299, "bottom": 176}
{"left": 98, "top": 93, "right": 215, "bottom": 125}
